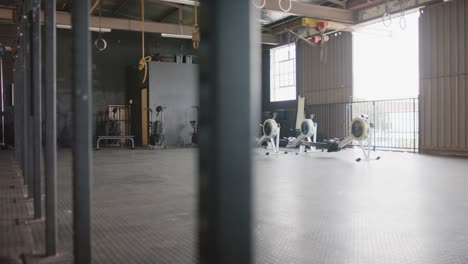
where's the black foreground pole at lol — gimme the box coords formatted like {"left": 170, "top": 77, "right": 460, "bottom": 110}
{"left": 31, "top": 0, "right": 42, "bottom": 219}
{"left": 72, "top": 0, "right": 93, "bottom": 263}
{"left": 23, "top": 3, "right": 33, "bottom": 197}
{"left": 197, "top": 1, "right": 260, "bottom": 264}
{"left": 45, "top": 0, "right": 58, "bottom": 256}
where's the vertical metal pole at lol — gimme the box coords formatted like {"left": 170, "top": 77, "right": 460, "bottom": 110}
{"left": 72, "top": 0, "right": 92, "bottom": 263}
{"left": 13, "top": 64, "right": 18, "bottom": 158}
{"left": 23, "top": 3, "right": 33, "bottom": 196}
{"left": 31, "top": 0, "right": 42, "bottom": 219}
{"left": 198, "top": 1, "right": 259, "bottom": 264}
{"left": 45, "top": 0, "right": 58, "bottom": 256}
{"left": 413, "top": 98, "right": 416, "bottom": 153}
{"left": 1, "top": 57, "right": 5, "bottom": 147}
{"left": 18, "top": 11, "right": 24, "bottom": 180}
{"left": 373, "top": 101, "right": 376, "bottom": 149}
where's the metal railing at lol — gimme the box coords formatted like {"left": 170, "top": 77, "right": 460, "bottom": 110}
{"left": 306, "top": 98, "right": 419, "bottom": 152}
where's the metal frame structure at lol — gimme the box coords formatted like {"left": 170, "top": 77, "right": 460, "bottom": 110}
{"left": 11, "top": 0, "right": 432, "bottom": 262}
{"left": 12, "top": 0, "right": 60, "bottom": 259}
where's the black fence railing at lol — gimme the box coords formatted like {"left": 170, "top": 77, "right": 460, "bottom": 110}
{"left": 306, "top": 98, "right": 419, "bottom": 152}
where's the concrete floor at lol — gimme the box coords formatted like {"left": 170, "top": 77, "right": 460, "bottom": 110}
{"left": 0, "top": 152, "right": 33, "bottom": 264}
{"left": 23, "top": 148, "right": 468, "bottom": 263}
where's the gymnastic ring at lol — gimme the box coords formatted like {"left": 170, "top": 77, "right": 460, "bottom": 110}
{"left": 399, "top": 16, "right": 407, "bottom": 30}
{"left": 279, "top": 0, "right": 292, "bottom": 12}
{"left": 253, "top": 0, "right": 266, "bottom": 9}
{"left": 382, "top": 13, "right": 392, "bottom": 27}
{"left": 94, "top": 38, "right": 107, "bottom": 51}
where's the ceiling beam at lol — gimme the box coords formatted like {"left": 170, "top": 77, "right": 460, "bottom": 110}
{"left": 356, "top": 0, "right": 437, "bottom": 23}
{"left": 262, "top": 1, "right": 356, "bottom": 24}
{"left": 0, "top": 8, "right": 280, "bottom": 45}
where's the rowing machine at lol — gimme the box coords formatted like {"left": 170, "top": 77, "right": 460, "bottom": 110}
{"left": 328, "top": 114, "right": 381, "bottom": 162}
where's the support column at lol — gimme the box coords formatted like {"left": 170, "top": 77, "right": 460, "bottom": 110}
{"left": 72, "top": 0, "right": 93, "bottom": 263}
{"left": 197, "top": 1, "right": 260, "bottom": 264}
{"left": 23, "top": 1, "right": 33, "bottom": 197}
{"left": 44, "top": 0, "right": 58, "bottom": 256}
{"left": 31, "top": 0, "right": 42, "bottom": 219}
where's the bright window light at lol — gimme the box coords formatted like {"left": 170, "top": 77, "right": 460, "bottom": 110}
{"left": 270, "top": 43, "right": 296, "bottom": 102}
{"left": 353, "top": 12, "right": 420, "bottom": 101}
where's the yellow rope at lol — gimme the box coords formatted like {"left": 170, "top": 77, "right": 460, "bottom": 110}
{"left": 139, "top": 0, "right": 152, "bottom": 83}
{"left": 192, "top": 0, "right": 200, "bottom": 49}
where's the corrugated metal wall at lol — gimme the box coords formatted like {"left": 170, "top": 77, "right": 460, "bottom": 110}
{"left": 305, "top": 103, "right": 350, "bottom": 140}
{"left": 419, "top": 0, "right": 468, "bottom": 155}
{"left": 298, "top": 32, "right": 353, "bottom": 139}
{"left": 297, "top": 32, "right": 353, "bottom": 105}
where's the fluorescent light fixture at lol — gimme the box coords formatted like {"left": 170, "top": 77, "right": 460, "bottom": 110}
{"left": 90, "top": 27, "right": 112, "bottom": 33}
{"left": 56, "top": 24, "right": 112, "bottom": 33}
{"left": 161, "top": 33, "right": 192, "bottom": 39}
{"left": 56, "top": 24, "right": 72, "bottom": 30}
{"left": 160, "top": 0, "right": 199, "bottom": 6}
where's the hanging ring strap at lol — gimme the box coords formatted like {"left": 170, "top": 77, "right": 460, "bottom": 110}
{"left": 382, "top": 0, "right": 392, "bottom": 27}
{"left": 94, "top": 0, "right": 107, "bottom": 51}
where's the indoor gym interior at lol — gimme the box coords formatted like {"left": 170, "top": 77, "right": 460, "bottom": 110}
{"left": 1, "top": 0, "right": 468, "bottom": 264}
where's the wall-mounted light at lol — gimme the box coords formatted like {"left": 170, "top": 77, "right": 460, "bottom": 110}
{"left": 160, "top": 0, "right": 199, "bottom": 6}
{"left": 161, "top": 33, "right": 192, "bottom": 39}
{"left": 56, "top": 24, "right": 112, "bottom": 33}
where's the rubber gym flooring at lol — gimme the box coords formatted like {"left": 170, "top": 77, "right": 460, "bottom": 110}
{"left": 2, "top": 148, "right": 468, "bottom": 263}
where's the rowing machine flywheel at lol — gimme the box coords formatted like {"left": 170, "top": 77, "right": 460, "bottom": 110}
{"left": 300, "top": 119, "right": 316, "bottom": 137}
{"left": 350, "top": 117, "right": 369, "bottom": 141}
{"left": 263, "top": 119, "right": 279, "bottom": 139}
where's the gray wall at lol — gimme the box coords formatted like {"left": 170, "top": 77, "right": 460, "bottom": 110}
{"left": 419, "top": 0, "right": 468, "bottom": 156}
{"left": 56, "top": 29, "right": 197, "bottom": 147}
{"left": 148, "top": 62, "right": 198, "bottom": 146}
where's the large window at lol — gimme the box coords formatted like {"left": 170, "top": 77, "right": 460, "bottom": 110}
{"left": 353, "top": 12, "right": 419, "bottom": 101}
{"left": 270, "top": 43, "right": 296, "bottom": 102}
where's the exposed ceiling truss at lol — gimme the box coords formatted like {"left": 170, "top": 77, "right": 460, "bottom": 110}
{"left": 0, "top": 0, "right": 442, "bottom": 48}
